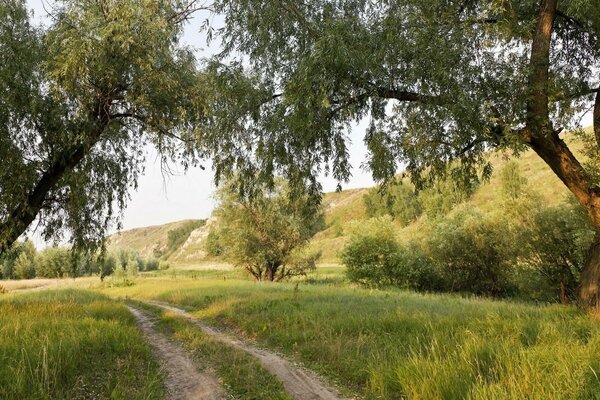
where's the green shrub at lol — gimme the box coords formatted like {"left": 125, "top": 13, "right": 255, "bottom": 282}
{"left": 524, "top": 199, "right": 595, "bottom": 302}
{"left": 342, "top": 217, "right": 403, "bottom": 287}
{"left": 145, "top": 258, "right": 160, "bottom": 271}
{"left": 159, "top": 260, "right": 171, "bottom": 270}
{"left": 204, "top": 228, "right": 223, "bottom": 257}
{"left": 425, "top": 206, "right": 518, "bottom": 296}
{"left": 419, "top": 179, "right": 474, "bottom": 218}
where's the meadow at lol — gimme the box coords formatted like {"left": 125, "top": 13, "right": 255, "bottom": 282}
{"left": 0, "top": 289, "right": 164, "bottom": 400}
{"left": 96, "top": 267, "right": 600, "bottom": 400}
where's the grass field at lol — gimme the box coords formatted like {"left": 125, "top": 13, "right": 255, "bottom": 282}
{"left": 0, "top": 289, "right": 164, "bottom": 400}
{"left": 97, "top": 269, "right": 600, "bottom": 400}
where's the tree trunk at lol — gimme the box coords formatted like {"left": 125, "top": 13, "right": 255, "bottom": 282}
{"left": 0, "top": 115, "right": 107, "bottom": 255}
{"left": 579, "top": 232, "right": 600, "bottom": 312}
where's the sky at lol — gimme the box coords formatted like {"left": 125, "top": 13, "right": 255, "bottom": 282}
{"left": 25, "top": 0, "right": 376, "bottom": 237}
{"left": 23, "top": 0, "right": 595, "bottom": 239}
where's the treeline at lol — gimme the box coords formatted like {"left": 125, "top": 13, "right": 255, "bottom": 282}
{"left": 345, "top": 162, "right": 595, "bottom": 303}
{"left": 0, "top": 244, "right": 167, "bottom": 281}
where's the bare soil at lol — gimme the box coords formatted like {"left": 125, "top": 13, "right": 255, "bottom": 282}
{"left": 146, "top": 301, "right": 348, "bottom": 400}
{"left": 128, "top": 306, "right": 226, "bottom": 400}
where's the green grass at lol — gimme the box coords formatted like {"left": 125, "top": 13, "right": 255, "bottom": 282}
{"left": 0, "top": 289, "right": 164, "bottom": 400}
{"left": 135, "top": 301, "right": 291, "bottom": 399}
{"left": 99, "top": 272, "right": 600, "bottom": 400}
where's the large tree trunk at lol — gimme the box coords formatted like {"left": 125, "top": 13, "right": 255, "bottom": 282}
{"left": 523, "top": 0, "right": 600, "bottom": 311}
{"left": 580, "top": 232, "right": 600, "bottom": 312}
{"left": 0, "top": 114, "right": 107, "bottom": 255}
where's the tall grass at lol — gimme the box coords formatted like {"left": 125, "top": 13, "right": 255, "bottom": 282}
{"left": 102, "top": 274, "right": 600, "bottom": 399}
{"left": 0, "top": 289, "right": 164, "bottom": 400}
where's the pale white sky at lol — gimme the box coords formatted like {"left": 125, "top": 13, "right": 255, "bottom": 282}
{"left": 25, "top": 0, "right": 375, "bottom": 237}
{"left": 24, "top": 1, "right": 594, "bottom": 240}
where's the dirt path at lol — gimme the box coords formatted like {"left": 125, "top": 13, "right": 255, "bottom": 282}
{"left": 145, "top": 301, "right": 348, "bottom": 400}
{"left": 127, "top": 306, "right": 226, "bottom": 400}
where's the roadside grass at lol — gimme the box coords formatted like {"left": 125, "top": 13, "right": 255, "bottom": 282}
{"left": 101, "top": 275, "right": 600, "bottom": 400}
{"left": 134, "top": 301, "right": 291, "bottom": 400}
{"left": 0, "top": 289, "right": 164, "bottom": 400}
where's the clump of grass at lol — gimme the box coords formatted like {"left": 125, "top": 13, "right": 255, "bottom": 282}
{"left": 101, "top": 276, "right": 600, "bottom": 399}
{"left": 0, "top": 289, "right": 164, "bottom": 400}
{"left": 136, "top": 302, "right": 290, "bottom": 400}
{"left": 0, "top": 284, "right": 6, "bottom": 294}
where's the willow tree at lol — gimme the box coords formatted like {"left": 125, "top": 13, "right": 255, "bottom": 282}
{"left": 197, "top": 0, "right": 600, "bottom": 309}
{"left": 0, "top": 0, "right": 204, "bottom": 253}
{"left": 212, "top": 180, "right": 324, "bottom": 281}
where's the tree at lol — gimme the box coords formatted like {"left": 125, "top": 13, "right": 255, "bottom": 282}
{"left": 200, "top": 0, "right": 600, "bottom": 309}
{"left": 500, "top": 161, "right": 529, "bottom": 200}
{"left": 0, "top": 0, "right": 204, "bottom": 255}
{"left": 12, "top": 240, "right": 36, "bottom": 279}
{"left": 213, "top": 180, "right": 323, "bottom": 281}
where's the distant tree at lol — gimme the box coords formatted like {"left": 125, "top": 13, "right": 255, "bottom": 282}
{"left": 100, "top": 255, "right": 116, "bottom": 282}
{"left": 202, "top": 0, "right": 600, "bottom": 309}
{"left": 36, "top": 247, "right": 72, "bottom": 278}
{"left": 214, "top": 180, "right": 324, "bottom": 281}
{"left": 204, "top": 228, "right": 223, "bottom": 257}
{"left": 12, "top": 240, "right": 36, "bottom": 280}
{"left": 0, "top": 239, "right": 35, "bottom": 279}
{"left": 0, "top": 0, "right": 204, "bottom": 256}
{"left": 500, "top": 161, "right": 529, "bottom": 200}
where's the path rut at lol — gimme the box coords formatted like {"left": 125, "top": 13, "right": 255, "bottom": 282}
{"left": 145, "top": 301, "right": 348, "bottom": 400}
{"left": 128, "top": 306, "right": 226, "bottom": 400}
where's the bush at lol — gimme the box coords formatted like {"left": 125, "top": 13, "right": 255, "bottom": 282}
{"left": 425, "top": 206, "right": 518, "bottom": 296}
{"left": 100, "top": 255, "right": 116, "bottom": 281}
{"left": 418, "top": 179, "right": 474, "bottom": 218}
{"left": 158, "top": 260, "right": 171, "bottom": 270}
{"left": 145, "top": 258, "right": 160, "bottom": 271}
{"left": 204, "top": 228, "right": 223, "bottom": 257}
{"left": 342, "top": 217, "right": 403, "bottom": 287}
{"left": 524, "top": 199, "right": 595, "bottom": 303}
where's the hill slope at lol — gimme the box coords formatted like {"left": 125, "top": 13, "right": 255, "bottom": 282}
{"left": 108, "top": 135, "right": 586, "bottom": 265}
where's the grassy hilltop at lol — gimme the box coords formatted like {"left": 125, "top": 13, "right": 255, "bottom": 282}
{"left": 108, "top": 135, "right": 580, "bottom": 266}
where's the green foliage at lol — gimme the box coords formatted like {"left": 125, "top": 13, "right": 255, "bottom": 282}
{"left": 0, "top": 239, "right": 35, "bottom": 280}
{"left": 426, "top": 206, "right": 518, "bottom": 296}
{"left": 36, "top": 247, "right": 72, "bottom": 278}
{"left": 199, "top": 0, "right": 599, "bottom": 194}
{"left": 159, "top": 260, "right": 171, "bottom": 270}
{"left": 526, "top": 199, "right": 595, "bottom": 302}
{"left": 100, "top": 254, "right": 116, "bottom": 281}
{"left": 0, "top": 0, "right": 204, "bottom": 254}
{"left": 363, "top": 181, "right": 422, "bottom": 225}
{"left": 500, "top": 161, "right": 529, "bottom": 199}
{"left": 165, "top": 220, "right": 205, "bottom": 256}
{"left": 342, "top": 217, "right": 402, "bottom": 286}
{"left": 214, "top": 179, "right": 324, "bottom": 281}
{"left": 204, "top": 228, "right": 223, "bottom": 257}
{"left": 418, "top": 179, "right": 475, "bottom": 218}
{"left": 13, "top": 251, "right": 36, "bottom": 280}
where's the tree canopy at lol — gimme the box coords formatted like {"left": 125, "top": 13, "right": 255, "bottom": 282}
{"left": 0, "top": 0, "right": 204, "bottom": 254}
{"left": 213, "top": 180, "right": 323, "bottom": 281}
{"left": 199, "top": 0, "right": 600, "bottom": 308}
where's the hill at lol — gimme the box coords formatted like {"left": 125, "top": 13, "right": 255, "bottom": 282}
{"left": 108, "top": 134, "right": 586, "bottom": 265}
